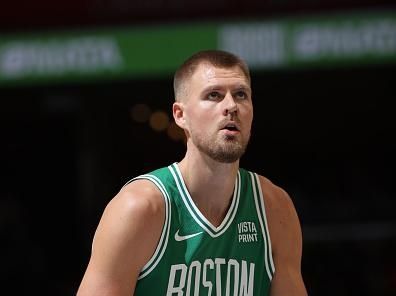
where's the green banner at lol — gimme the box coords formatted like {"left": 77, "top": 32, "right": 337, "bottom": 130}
{"left": 0, "top": 10, "right": 395, "bottom": 86}
{"left": 0, "top": 25, "right": 218, "bottom": 86}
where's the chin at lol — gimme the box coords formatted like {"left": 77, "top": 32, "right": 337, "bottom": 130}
{"left": 210, "top": 147, "right": 245, "bottom": 163}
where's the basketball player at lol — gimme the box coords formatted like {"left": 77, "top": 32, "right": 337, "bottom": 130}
{"left": 77, "top": 50, "right": 308, "bottom": 295}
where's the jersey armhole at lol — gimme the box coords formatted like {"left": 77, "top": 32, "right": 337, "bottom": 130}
{"left": 127, "top": 174, "right": 172, "bottom": 280}
{"left": 249, "top": 172, "right": 276, "bottom": 280}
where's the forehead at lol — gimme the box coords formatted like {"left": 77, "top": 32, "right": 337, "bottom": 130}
{"left": 189, "top": 63, "right": 250, "bottom": 89}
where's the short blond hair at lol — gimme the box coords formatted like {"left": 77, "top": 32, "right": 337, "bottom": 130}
{"left": 173, "top": 50, "right": 251, "bottom": 101}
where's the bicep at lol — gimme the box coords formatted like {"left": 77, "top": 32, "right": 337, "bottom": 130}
{"left": 270, "top": 196, "right": 307, "bottom": 295}
{"left": 78, "top": 207, "right": 141, "bottom": 295}
{"left": 77, "top": 183, "right": 164, "bottom": 295}
{"left": 262, "top": 179, "right": 307, "bottom": 296}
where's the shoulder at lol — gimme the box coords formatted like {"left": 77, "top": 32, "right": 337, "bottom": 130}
{"left": 95, "top": 178, "right": 166, "bottom": 270}
{"left": 255, "top": 175, "right": 295, "bottom": 215}
{"left": 77, "top": 178, "right": 166, "bottom": 295}
{"left": 255, "top": 174, "right": 303, "bottom": 255}
{"left": 101, "top": 178, "right": 166, "bottom": 246}
{"left": 103, "top": 176, "right": 166, "bottom": 234}
{"left": 114, "top": 178, "right": 166, "bottom": 215}
{"left": 99, "top": 178, "right": 166, "bottom": 230}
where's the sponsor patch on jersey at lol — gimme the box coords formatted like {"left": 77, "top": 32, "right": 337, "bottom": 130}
{"left": 237, "top": 221, "right": 258, "bottom": 243}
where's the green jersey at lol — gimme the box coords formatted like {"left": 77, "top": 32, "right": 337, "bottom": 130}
{"left": 127, "top": 163, "right": 275, "bottom": 296}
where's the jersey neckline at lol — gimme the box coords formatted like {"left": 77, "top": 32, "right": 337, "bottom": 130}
{"left": 168, "top": 162, "right": 241, "bottom": 237}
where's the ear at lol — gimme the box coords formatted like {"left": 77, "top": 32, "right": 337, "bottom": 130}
{"left": 173, "top": 101, "right": 186, "bottom": 129}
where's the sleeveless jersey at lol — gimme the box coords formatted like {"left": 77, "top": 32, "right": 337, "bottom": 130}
{"left": 127, "top": 163, "right": 275, "bottom": 296}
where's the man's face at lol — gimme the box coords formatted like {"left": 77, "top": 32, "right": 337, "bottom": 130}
{"left": 179, "top": 63, "right": 253, "bottom": 163}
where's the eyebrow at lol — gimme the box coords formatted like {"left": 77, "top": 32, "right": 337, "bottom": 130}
{"left": 201, "top": 84, "right": 251, "bottom": 93}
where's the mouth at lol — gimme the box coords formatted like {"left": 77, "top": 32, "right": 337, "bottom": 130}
{"left": 220, "top": 122, "right": 240, "bottom": 133}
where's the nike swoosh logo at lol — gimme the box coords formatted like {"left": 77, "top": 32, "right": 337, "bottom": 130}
{"left": 174, "top": 229, "right": 203, "bottom": 241}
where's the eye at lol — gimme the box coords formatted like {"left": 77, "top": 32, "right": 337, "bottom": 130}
{"left": 234, "top": 90, "right": 247, "bottom": 100}
{"left": 207, "top": 91, "right": 222, "bottom": 100}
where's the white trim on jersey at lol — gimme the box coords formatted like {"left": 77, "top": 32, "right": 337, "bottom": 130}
{"left": 254, "top": 173, "right": 275, "bottom": 274}
{"left": 250, "top": 172, "right": 274, "bottom": 281}
{"left": 130, "top": 174, "right": 172, "bottom": 280}
{"left": 169, "top": 163, "right": 241, "bottom": 238}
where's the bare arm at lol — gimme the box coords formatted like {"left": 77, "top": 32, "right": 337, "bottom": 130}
{"left": 260, "top": 177, "right": 308, "bottom": 296}
{"left": 77, "top": 179, "right": 165, "bottom": 296}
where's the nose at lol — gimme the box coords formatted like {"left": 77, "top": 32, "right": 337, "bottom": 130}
{"left": 223, "top": 92, "right": 237, "bottom": 116}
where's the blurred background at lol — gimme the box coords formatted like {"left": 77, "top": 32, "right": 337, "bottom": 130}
{"left": 1, "top": 0, "right": 395, "bottom": 295}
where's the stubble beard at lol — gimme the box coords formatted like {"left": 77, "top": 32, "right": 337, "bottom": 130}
{"left": 193, "top": 132, "right": 250, "bottom": 163}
